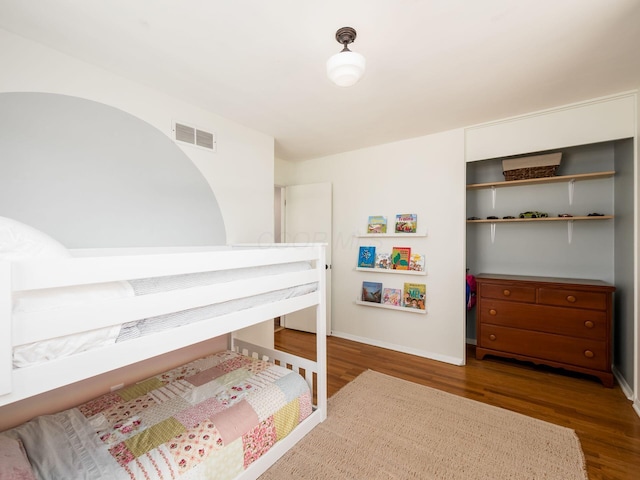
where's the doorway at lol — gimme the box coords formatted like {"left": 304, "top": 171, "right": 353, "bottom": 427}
{"left": 274, "top": 182, "right": 332, "bottom": 334}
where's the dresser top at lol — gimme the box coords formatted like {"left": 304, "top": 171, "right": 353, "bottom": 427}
{"left": 476, "top": 273, "right": 615, "bottom": 290}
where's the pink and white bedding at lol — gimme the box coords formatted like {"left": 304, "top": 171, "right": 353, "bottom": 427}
{"left": 1, "top": 350, "right": 312, "bottom": 480}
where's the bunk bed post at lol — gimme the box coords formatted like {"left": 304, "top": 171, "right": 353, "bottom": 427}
{"left": 0, "top": 261, "right": 11, "bottom": 396}
{"left": 316, "top": 244, "right": 328, "bottom": 421}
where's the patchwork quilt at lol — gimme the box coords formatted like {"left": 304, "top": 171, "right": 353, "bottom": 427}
{"left": 4, "top": 350, "right": 312, "bottom": 480}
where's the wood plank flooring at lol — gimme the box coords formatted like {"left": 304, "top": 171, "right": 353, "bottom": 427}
{"left": 275, "top": 328, "right": 640, "bottom": 480}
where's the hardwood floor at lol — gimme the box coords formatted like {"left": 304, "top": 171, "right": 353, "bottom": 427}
{"left": 275, "top": 328, "right": 640, "bottom": 480}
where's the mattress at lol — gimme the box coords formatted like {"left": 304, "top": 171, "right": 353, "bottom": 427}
{"left": 13, "top": 261, "right": 317, "bottom": 368}
{"left": 1, "top": 350, "right": 312, "bottom": 480}
{"left": 117, "top": 262, "right": 317, "bottom": 342}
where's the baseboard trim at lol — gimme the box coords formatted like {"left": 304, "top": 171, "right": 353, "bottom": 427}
{"left": 331, "top": 330, "right": 465, "bottom": 366}
{"left": 612, "top": 366, "right": 633, "bottom": 400}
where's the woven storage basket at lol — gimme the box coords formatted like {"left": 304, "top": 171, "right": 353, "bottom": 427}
{"left": 502, "top": 153, "right": 562, "bottom": 181}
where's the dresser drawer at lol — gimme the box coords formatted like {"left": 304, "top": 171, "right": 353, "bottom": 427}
{"left": 478, "top": 300, "right": 607, "bottom": 340}
{"left": 475, "top": 274, "right": 614, "bottom": 386}
{"left": 538, "top": 288, "right": 607, "bottom": 310}
{"left": 480, "top": 283, "right": 536, "bottom": 303}
{"left": 479, "top": 325, "right": 608, "bottom": 371}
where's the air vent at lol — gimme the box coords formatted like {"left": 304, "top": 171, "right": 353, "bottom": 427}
{"left": 173, "top": 121, "right": 217, "bottom": 152}
{"left": 175, "top": 123, "right": 195, "bottom": 143}
{"left": 196, "top": 129, "right": 215, "bottom": 150}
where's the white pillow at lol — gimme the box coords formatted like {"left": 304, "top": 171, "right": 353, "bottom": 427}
{"left": 0, "top": 216, "right": 133, "bottom": 312}
{"left": 0, "top": 216, "right": 70, "bottom": 260}
{"left": 0, "top": 217, "right": 135, "bottom": 367}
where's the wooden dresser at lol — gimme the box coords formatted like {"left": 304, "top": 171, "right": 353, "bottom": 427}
{"left": 475, "top": 274, "right": 615, "bottom": 386}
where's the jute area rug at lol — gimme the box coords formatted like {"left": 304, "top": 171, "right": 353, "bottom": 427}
{"left": 260, "top": 370, "right": 588, "bottom": 480}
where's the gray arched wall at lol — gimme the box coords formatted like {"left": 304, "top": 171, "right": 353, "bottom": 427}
{"left": 0, "top": 92, "right": 226, "bottom": 247}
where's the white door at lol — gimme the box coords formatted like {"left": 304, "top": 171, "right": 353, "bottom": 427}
{"left": 282, "top": 182, "right": 332, "bottom": 334}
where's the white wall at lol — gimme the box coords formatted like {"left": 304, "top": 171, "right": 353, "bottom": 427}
{"left": 275, "top": 157, "right": 296, "bottom": 186}
{"left": 465, "top": 93, "right": 637, "bottom": 161}
{"left": 285, "top": 130, "right": 467, "bottom": 365}
{"left": 0, "top": 29, "right": 275, "bottom": 245}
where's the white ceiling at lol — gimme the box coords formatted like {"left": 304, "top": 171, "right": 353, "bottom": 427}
{"left": 1, "top": 0, "right": 639, "bottom": 161}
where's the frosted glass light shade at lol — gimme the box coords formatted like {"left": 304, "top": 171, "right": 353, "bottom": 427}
{"left": 326, "top": 50, "right": 366, "bottom": 87}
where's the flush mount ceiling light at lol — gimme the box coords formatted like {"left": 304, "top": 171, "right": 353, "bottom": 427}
{"left": 326, "top": 27, "right": 366, "bottom": 87}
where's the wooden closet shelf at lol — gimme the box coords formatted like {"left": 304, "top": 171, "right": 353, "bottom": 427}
{"left": 466, "top": 171, "right": 615, "bottom": 190}
{"left": 467, "top": 215, "right": 613, "bottom": 224}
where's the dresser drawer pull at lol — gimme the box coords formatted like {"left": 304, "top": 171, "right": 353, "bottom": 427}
{"left": 584, "top": 350, "right": 594, "bottom": 358}
{"left": 489, "top": 334, "right": 496, "bottom": 341}
{"left": 489, "top": 309, "right": 497, "bottom": 316}
{"left": 584, "top": 320, "right": 594, "bottom": 329}
{"left": 502, "top": 289, "right": 511, "bottom": 297}
{"left": 566, "top": 295, "right": 576, "bottom": 303}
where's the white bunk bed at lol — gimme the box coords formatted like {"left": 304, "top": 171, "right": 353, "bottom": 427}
{"left": 0, "top": 243, "right": 327, "bottom": 480}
